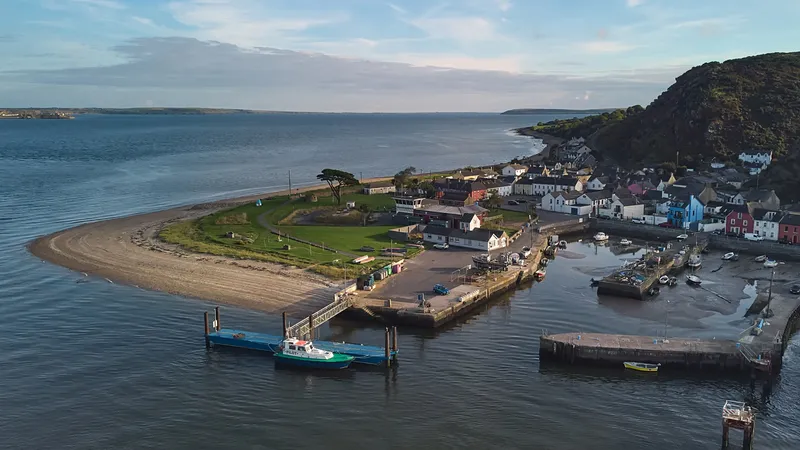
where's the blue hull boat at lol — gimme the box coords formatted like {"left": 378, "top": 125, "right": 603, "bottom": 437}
{"left": 274, "top": 352, "right": 354, "bottom": 369}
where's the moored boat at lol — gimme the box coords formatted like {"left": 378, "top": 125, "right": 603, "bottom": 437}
{"left": 619, "top": 238, "right": 632, "bottom": 245}
{"left": 593, "top": 232, "right": 609, "bottom": 242}
{"left": 534, "top": 268, "right": 546, "bottom": 280}
{"left": 687, "top": 254, "right": 702, "bottom": 269}
{"left": 764, "top": 259, "right": 779, "bottom": 268}
{"left": 624, "top": 362, "right": 660, "bottom": 373}
{"left": 658, "top": 275, "right": 670, "bottom": 285}
{"left": 558, "top": 240, "right": 567, "bottom": 248}
{"left": 668, "top": 276, "right": 678, "bottom": 287}
{"left": 754, "top": 255, "right": 768, "bottom": 262}
{"left": 686, "top": 275, "right": 702, "bottom": 286}
{"left": 274, "top": 338, "right": 355, "bottom": 369}
{"left": 722, "top": 252, "right": 736, "bottom": 261}
{"left": 647, "top": 287, "right": 660, "bottom": 296}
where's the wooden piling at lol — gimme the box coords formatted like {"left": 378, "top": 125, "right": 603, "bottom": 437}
{"left": 203, "top": 312, "right": 210, "bottom": 349}
{"left": 384, "top": 327, "right": 391, "bottom": 368}
{"left": 214, "top": 306, "right": 221, "bottom": 331}
{"left": 391, "top": 326, "right": 398, "bottom": 356}
{"left": 282, "top": 311, "right": 288, "bottom": 338}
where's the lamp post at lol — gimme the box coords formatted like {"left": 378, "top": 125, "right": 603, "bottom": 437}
{"left": 766, "top": 267, "right": 775, "bottom": 318}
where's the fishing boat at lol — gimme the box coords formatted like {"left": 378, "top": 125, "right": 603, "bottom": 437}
{"left": 658, "top": 275, "right": 670, "bottom": 285}
{"left": 540, "top": 258, "right": 549, "bottom": 267}
{"left": 686, "top": 275, "right": 702, "bottom": 286}
{"left": 687, "top": 254, "right": 702, "bottom": 269}
{"left": 624, "top": 362, "right": 660, "bottom": 373}
{"left": 722, "top": 252, "right": 736, "bottom": 261}
{"left": 754, "top": 255, "right": 768, "bottom": 262}
{"left": 619, "top": 238, "right": 632, "bottom": 246}
{"left": 274, "top": 338, "right": 355, "bottom": 369}
{"left": 534, "top": 268, "right": 546, "bottom": 280}
{"left": 558, "top": 240, "right": 567, "bottom": 248}
{"left": 764, "top": 259, "right": 779, "bottom": 268}
{"left": 647, "top": 287, "right": 660, "bottom": 296}
{"left": 593, "top": 232, "right": 609, "bottom": 242}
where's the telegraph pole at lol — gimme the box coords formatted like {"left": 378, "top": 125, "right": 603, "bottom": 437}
{"left": 288, "top": 170, "right": 292, "bottom": 198}
{"left": 766, "top": 268, "right": 775, "bottom": 318}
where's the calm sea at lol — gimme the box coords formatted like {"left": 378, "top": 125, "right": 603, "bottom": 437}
{"left": 0, "top": 114, "right": 797, "bottom": 449}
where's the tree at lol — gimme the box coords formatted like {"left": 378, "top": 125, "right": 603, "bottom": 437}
{"left": 358, "top": 204, "right": 372, "bottom": 226}
{"left": 393, "top": 166, "right": 417, "bottom": 190}
{"left": 483, "top": 191, "right": 502, "bottom": 210}
{"left": 317, "top": 168, "right": 358, "bottom": 205}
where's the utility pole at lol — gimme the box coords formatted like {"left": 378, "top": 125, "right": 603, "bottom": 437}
{"left": 766, "top": 268, "right": 775, "bottom": 318}
{"left": 360, "top": 171, "right": 363, "bottom": 183}
{"left": 664, "top": 299, "right": 670, "bottom": 342}
{"left": 288, "top": 170, "right": 292, "bottom": 198}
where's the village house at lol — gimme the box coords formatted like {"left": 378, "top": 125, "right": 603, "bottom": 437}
{"left": 731, "top": 189, "right": 780, "bottom": 210}
{"left": 599, "top": 189, "right": 644, "bottom": 220}
{"left": 439, "top": 191, "right": 475, "bottom": 207}
{"left": 666, "top": 195, "right": 705, "bottom": 229}
{"left": 393, "top": 197, "right": 488, "bottom": 229}
{"left": 585, "top": 176, "right": 609, "bottom": 191}
{"left": 513, "top": 178, "right": 535, "bottom": 196}
{"left": 362, "top": 181, "right": 397, "bottom": 195}
{"left": 459, "top": 213, "right": 481, "bottom": 232}
{"left": 738, "top": 151, "right": 773, "bottom": 167}
{"left": 422, "top": 225, "right": 509, "bottom": 251}
{"left": 664, "top": 178, "right": 717, "bottom": 205}
{"left": 452, "top": 167, "right": 498, "bottom": 181}
{"left": 540, "top": 191, "right": 590, "bottom": 215}
{"left": 525, "top": 165, "right": 550, "bottom": 178}
{"left": 501, "top": 164, "right": 528, "bottom": 178}
{"left": 434, "top": 178, "right": 487, "bottom": 202}
{"left": 480, "top": 178, "right": 513, "bottom": 197}
{"left": 529, "top": 176, "right": 583, "bottom": 196}
{"left": 726, "top": 204, "right": 755, "bottom": 236}
{"left": 778, "top": 213, "right": 800, "bottom": 244}
{"left": 577, "top": 190, "right": 612, "bottom": 217}
{"left": 753, "top": 209, "right": 784, "bottom": 241}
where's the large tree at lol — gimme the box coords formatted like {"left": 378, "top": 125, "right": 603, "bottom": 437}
{"left": 317, "top": 168, "right": 359, "bottom": 205}
{"left": 393, "top": 166, "right": 417, "bottom": 190}
{"left": 483, "top": 191, "right": 502, "bottom": 210}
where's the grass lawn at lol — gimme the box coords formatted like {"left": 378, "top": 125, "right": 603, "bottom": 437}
{"left": 490, "top": 208, "right": 532, "bottom": 225}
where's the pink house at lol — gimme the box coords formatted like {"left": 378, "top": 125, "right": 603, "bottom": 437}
{"left": 627, "top": 183, "right": 645, "bottom": 196}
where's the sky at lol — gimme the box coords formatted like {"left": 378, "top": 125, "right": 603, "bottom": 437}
{"left": 0, "top": 0, "right": 798, "bottom": 112}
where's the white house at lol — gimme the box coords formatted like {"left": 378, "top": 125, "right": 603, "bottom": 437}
{"left": 459, "top": 213, "right": 481, "bottom": 232}
{"left": 363, "top": 181, "right": 396, "bottom": 195}
{"left": 422, "top": 225, "right": 508, "bottom": 251}
{"left": 501, "top": 164, "right": 528, "bottom": 178}
{"left": 529, "top": 176, "right": 583, "bottom": 196}
{"left": 394, "top": 196, "right": 426, "bottom": 215}
{"left": 600, "top": 196, "right": 645, "bottom": 220}
{"left": 739, "top": 151, "right": 773, "bottom": 166}
{"left": 585, "top": 176, "right": 608, "bottom": 191}
{"left": 577, "top": 191, "right": 612, "bottom": 217}
{"left": 753, "top": 209, "right": 783, "bottom": 241}
{"left": 513, "top": 178, "right": 535, "bottom": 196}
{"left": 541, "top": 191, "right": 579, "bottom": 213}
{"left": 482, "top": 179, "right": 513, "bottom": 197}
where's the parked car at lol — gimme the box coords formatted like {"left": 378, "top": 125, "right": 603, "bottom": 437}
{"left": 711, "top": 230, "right": 723, "bottom": 235}
{"left": 517, "top": 199, "right": 528, "bottom": 203}
{"left": 508, "top": 200, "right": 519, "bottom": 206}
{"left": 659, "top": 222, "right": 675, "bottom": 228}
{"left": 433, "top": 284, "right": 449, "bottom": 295}
{"left": 791, "top": 285, "right": 800, "bottom": 295}
{"left": 433, "top": 243, "right": 449, "bottom": 250}
{"left": 744, "top": 233, "right": 764, "bottom": 242}
{"left": 631, "top": 217, "right": 646, "bottom": 224}
{"left": 598, "top": 214, "right": 612, "bottom": 220}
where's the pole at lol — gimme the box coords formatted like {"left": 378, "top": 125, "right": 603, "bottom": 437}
{"left": 282, "top": 311, "right": 288, "bottom": 338}
{"left": 203, "top": 312, "right": 210, "bottom": 349}
{"left": 392, "top": 326, "right": 398, "bottom": 356}
{"left": 308, "top": 313, "right": 314, "bottom": 340}
{"left": 214, "top": 306, "right": 220, "bottom": 332}
{"left": 360, "top": 171, "right": 363, "bottom": 183}
{"left": 288, "top": 169, "right": 292, "bottom": 198}
{"left": 384, "top": 327, "right": 391, "bottom": 368}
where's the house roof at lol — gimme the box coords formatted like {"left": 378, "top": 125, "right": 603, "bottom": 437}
{"left": 618, "top": 196, "right": 640, "bottom": 206}
{"left": 727, "top": 204, "right": 755, "bottom": 217}
{"left": 516, "top": 178, "right": 535, "bottom": 185}
{"left": 435, "top": 178, "right": 487, "bottom": 192}
{"left": 558, "top": 190, "right": 583, "bottom": 201}
{"left": 530, "top": 176, "right": 579, "bottom": 186}
{"left": 479, "top": 178, "right": 511, "bottom": 189}
{"left": 743, "top": 189, "right": 777, "bottom": 203}
{"left": 588, "top": 176, "right": 609, "bottom": 184}
{"left": 505, "top": 163, "right": 528, "bottom": 170}
{"left": 417, "top": 202, "right": 487, "bottom": 216}
{"left": 441, "top": 191, "right": 470, "bottom": 202}
{"left": 642, "top": 190, "right": 665, "bottom": 201}
{"left": 613, "top": 187, "right": 633, "bottom": 199}
{"left": 752, "top": 208, "right": 783, "bottom": 221}
{"left": 583, "top": 190, "right": 611, "bottom": 200}
{"left": 499, "top": 176, "right": 517, "bottom": 184}
{"left": 424, "top": 225, "right": 505, "bottom": 242}
{"left": 462, "top": 213, "right": 477, "bottom": 222}
{"left": 365, "top": 180, "right": 395, "bottom": 188}
{"left": 780, "top": 213, "right": 800, "bottom": 226}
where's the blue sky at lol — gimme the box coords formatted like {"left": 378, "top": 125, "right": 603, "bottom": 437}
{"left": 0, "top": 0, "right": 798, "bottom": 111}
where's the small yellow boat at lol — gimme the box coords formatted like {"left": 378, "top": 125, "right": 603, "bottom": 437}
{"left": 624, "top": 362, "right": 660, "bottom": 372}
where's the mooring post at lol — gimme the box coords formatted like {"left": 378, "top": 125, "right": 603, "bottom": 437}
{"left": 743, "top": 425, "right": 754, "bottom": 450}
{"left": 721, "top": 422, "right": 729, "bottom": 449}
{"left": 214, "top": 306, "right": 221, "bottom": 332}
{"left": 282, "top": 311, "right": 288, "bottom": 338}
{"left": 203, "top": 312, "right": 210, "bottom": 349}
{"left": 392, "top": 326, "right": 398, "bottom": 358}
{"left": 384, "top": 327, "right": 391, "bottom": 368}
{"left": 308, "top": 313, "right": 314, "bottom": 340}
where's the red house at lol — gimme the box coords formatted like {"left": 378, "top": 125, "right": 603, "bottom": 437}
{"left": 778, "top": 213, "right": 800, "bottom": 243}
{"left": 434, "top": 179, "right": 487, "bottom": 202}
{"left": 726, "top": 204, "right": 754, "bottom": 236}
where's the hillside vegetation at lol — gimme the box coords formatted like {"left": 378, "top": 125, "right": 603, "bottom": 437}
{"left": 520, "top": 52, "right": 800, "bottom": 167}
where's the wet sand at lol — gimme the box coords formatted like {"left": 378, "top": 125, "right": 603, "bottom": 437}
{"left": 28, "top": 178, "right": 389, "bottom": 316}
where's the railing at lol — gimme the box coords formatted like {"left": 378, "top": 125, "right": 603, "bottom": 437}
{"left": 286, "top": 297, "right": 353, "bottom": 338}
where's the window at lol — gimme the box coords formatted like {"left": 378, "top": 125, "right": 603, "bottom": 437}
{"left": 738, "top": 213, "right": 742, "bottom": 219}
{"left": 298, "top": 346, "right": 306, "bottom": 351}
{"left": 438, "top": 236, "right": 443, "bottom": 241}
{"left": 743, "top": 220, "right": 748, "bottom": 226}
{"left": 785, "top": 226, "right": 789, "bottom": 232}
{"left": 289, "top": 345, "right": 296, "bottom": 350}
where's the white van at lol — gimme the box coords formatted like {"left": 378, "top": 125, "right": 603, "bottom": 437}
{"left": 744, "top": 233, "right": 763, "bottom": 241}
{"left": 631, "top": 217, "right": 646, "bottom": 224}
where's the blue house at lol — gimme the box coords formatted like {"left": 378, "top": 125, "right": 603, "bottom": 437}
{"left": 667, "top": 195, "right": 704, "bottom": 229}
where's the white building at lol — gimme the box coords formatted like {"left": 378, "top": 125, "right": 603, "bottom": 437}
{"left": 422, "top": 225, "right": 508, "bottom": 251}
{"left": 459, "top": 213, "right": 481, "bottom": 232}
{"left": 501, "top": 164, "right": 528, "bottom": 178}
{"left": 585, "top": 176, "right": 607, "bottom": 191}
{"left": 529, "top": 176, "right": 583, "bottom": 196}
{"left": 577, "top": 191, "right": 612, "bottom": 216}
{"left": 482, "top": 179, "right": 513, "bottom": 197}
{"left": 738, "top": 151, "right": 773, "bottom": 166}
{"left": 393, "top": 197, "right": 426, "bottom": 215}
{"left": 599, "top": 195, "right": 645, "bottom": 220}
{"left": 753, "top": 209, "right": 783, "bottom": 241}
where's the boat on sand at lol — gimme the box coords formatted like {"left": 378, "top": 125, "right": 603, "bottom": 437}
{"left": 593, "top": 232, "right": 609, "bottom": 242}
{"left": 686, "top": 275, "right": 702, "bottom": 286}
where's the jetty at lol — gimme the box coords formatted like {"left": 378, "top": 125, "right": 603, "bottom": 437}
{"left": 540, "top": 292, "right": 800, "bottom": 376}
{"left": 597, "top": 238, "right": 708, "bottom": 300}
{"left": 203, "top": 307, "right": 398, "bottom": 367}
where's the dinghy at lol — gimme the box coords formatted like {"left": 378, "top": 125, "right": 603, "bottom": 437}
{"left": 764, "top": 259, "right": 779, "bottom": 268}
{"left": 593, "top": 232, "right": 609, "bottom": 242}
{"left": 624, "top": 362, "right": 660, "bottom": 373}
{"left": 619, "top": 238, "right": 632, "bottom": 246}
{"left": 658, "top": 275, "right": 670, "bottom": 285}
{"left": 722, "top": 252, "right": 736, "bottom": 261}
{"left": 686, "top": 275, "right": 702, "bottom": 286}
{"left": 754, "top": 255, "right": 768, "bottom": 262}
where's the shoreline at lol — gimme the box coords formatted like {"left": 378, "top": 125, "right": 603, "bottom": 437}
{"left": 27, "top": 177, "right": 390, "bottom": 316}
{"left": 513, "top": 128, "right": 564, "bottom": 161}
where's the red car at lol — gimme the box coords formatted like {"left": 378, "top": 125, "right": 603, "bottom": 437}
{"left": 659, "top": 222, "right": 675, "bottom": 228}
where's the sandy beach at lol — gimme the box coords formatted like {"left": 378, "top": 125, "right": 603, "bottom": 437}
{"left": 514, "top": 128, "right": 564, "bottom": 161}
{"left": 28, "top": 178, "right": 389, "bottom": 316}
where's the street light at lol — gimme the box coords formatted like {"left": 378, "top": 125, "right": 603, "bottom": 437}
{"left": 766, "top": 267, "right": 775, "bottom": 318}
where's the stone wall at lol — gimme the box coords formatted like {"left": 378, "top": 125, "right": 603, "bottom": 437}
{"left": 537, "top": 218, "right": 591, "bottom": 236}
{"left": 589, "top": 218, "right": 685, "bottom": 241}
{"left": 709, "top": 235, "right": 800, "bottom": 261}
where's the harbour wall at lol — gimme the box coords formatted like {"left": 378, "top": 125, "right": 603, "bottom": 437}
{"left": 589, "top": 219, "right": 686, "bottom": 241}
{"left": 537, "top": 218, "right": 591, "bottom": 236}
{"left": 709, "top": 235, "right": 800, "bottom": 260}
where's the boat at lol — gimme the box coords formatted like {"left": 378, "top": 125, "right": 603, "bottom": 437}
{"left": 590, "top": 278, "right": 600, "bottom": 287}
{"left": 624, "top": 362, "right": 660, "bottom": 373}
{"left": 274, "top": 338, "right": 355, "bottom": 369}
{"left": 754, "top": 255, "right": 768, "bottom": 262}
{"left": 676, "top": 233, "right": 689, "bottom": 240}
{"left": 534, "top": 268, "right": 546, "bottom": 280}
{"left": 722, "top": 252, "right": 736, "bottom": 261}
{"left": 668, "top": 277, "right": 678, "bottom": 287}
{"left": 520, "top": 247, "right": 532, "bottom": 258}
{"left": 619, "top": 238, "right": 632, "bottom": 246}
{"left": 647, "top": 287, "right": 660, "bottom": 296}
{"left": 558, "top": 240, "right": 567, "bottom": 248}
{"left": 658, "top": 275, "right": 670, "bottom": 285}
{"left": 540, "top": 258, "right": 549, "bottom": 267}
{"left": 593, "top": 232, "right": 609, "bottom": 242}
{"left": 686, "top": 275, "right": 702, "bottom": 286}
{"left": 687, "top": 254, "right": 702, "bottom": 269}
{"left": 764, "top": 259, "right": 779, "bottom": 268}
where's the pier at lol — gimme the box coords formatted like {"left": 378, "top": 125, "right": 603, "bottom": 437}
{"left": 722, "top": 401, "right": 755, "bottom": 450}
{"left": 596, "top": 238, "right": 708, "bottom": 300}
{"left": 203, "top": 307, "right": 398, "bottom": 366}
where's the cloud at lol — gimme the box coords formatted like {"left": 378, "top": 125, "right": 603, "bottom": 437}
{"left": 132, "top": 16, "right": 155, "bottom": 27}
{"left": 71, "top": 0, "right": 126, "bottom": 9}
{"left": 495, "top": 0, "right": 512, "bottom": 12}
{"left": 576, "top": 41, "right": 639, "bottom": 54}
{"left": 1, "top": 37, "right": 673, "bottom": 112}
{"left": 626, "top": 0, "right": 643, "bottom": 7}
{"left": 387, "top": 3, "right": 406, "bottom": 14}
{"left": 408, "top": 16, "right": 499, "bottom": 43}
{"left": 0, "top": 34, "right": 16, "bottom": 43}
